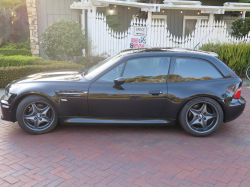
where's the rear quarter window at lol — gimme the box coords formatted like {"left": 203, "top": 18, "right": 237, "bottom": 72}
{"left": 169, "top": 57, "right": 223, "bottom": 82}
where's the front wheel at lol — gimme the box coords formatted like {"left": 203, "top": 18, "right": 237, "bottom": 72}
{"left": 16, "top": 95, "right": 58, "bottom": 135}
{"left": 179, "top": 97, "right": 223, "bottom": 137}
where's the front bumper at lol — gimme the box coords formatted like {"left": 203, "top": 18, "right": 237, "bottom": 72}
{"left": 1, "top": 95, "right": 13, "bottom": 122}
{"left": 224, "top": 96, "right": 246, "bottom": 122}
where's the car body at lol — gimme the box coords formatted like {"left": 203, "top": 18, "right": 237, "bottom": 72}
{"left": 0, "top": 48, "right": 246, "bottom": 136}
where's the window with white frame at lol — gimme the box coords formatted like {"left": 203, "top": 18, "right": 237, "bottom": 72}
{"left": 152, "top": 15, "right": 167, "bottom": 25}
{"left": 183, "top": 16, "right": 209, "bottom": 37}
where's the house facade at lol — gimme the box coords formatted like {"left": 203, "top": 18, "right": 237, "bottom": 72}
{"left": 26, "top": 0, "right": 250, "bottom": 57}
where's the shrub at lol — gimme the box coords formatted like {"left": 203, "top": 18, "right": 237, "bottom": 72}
{"left": 0, "top": 49, "right": 31, "bottom": 56}
{"left": 231, "top": 18, "right": 250, "bottom": 38}
{"left": 0, "top": 62, "right": 84, "bottom": 88}
{"left": 0, "top": 55, "right": 42, "bottom": 67}
{"left": 75, "top": 54, "right": 108, "bottom": 68}
{"left": 1, "top": 38, "right": 31, "bottom": 50}
{"left": 200, "top": 43, "right": 250, "bottom": 77}
{"left": 41, "top": 19, "right": 87, "bottom": 62}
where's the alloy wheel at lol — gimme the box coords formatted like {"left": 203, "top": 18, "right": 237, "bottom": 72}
{"left": 186, "top": 101, "right": 219, "bottom": 133}
{"left": 22, "top": 102, "right": 55, "bottom": 131}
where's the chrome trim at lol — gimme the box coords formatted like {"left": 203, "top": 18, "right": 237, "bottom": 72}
{"left": 55, "top": 90, "right": 88, "bottom": 95}
{"left": 2, "top": 105, "right": 9, "bottom": 108}
{"left": 64, "top": 118, "right": 170, "bottom": 124}
{"left": 61, "top": 99, "right": 67, "bottom": 101}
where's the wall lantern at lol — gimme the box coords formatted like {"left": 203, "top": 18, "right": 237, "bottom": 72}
{"left": 180, "top": 10, "right": 183, "bottom": 14}
{"left": 110, "top": 9, "right": 113, "bottom": 14}
{"left": 162, "top": 10, "right": 165, "bottom": 13}
{"left": 114, "top": 5, "right": 116, "bottom": 8}
{"left": 198, "top": 11, "right": 200, "bottom": 15}
{"left": 240, "top": 11, "right": 243, "bottom": 14}
{"left": 128, "top": 6, "right": 130, "bottom": 10}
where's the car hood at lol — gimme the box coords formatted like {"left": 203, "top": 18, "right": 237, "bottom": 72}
{"left": 11, "top": 70, "right": 89, "bottom": 84}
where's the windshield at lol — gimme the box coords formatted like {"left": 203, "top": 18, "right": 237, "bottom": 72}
{"left": 85, "top": 54, "right": 123, "bottom": 80}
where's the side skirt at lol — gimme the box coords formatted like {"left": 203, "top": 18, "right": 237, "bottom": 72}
{"left": 60, "top": 117, "right": 176, "bottom": 126}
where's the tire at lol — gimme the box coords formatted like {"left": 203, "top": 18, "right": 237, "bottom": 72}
{"left": 16, "top": 95, "right": 58, "bottom": 135}
{"left": 246, "top": 65, "right": 250, "bottom": 81}
{"left": 179, "top": 97, "right": 223, "bottom": 137}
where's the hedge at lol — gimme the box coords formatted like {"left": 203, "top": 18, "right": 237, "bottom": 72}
{"left": 200, "top": 43, "right": 250, "bottom": 78}
{"left": 0, "top": 62, "right": 84, "bottom": 88}
{"left": 0, "top": 56, "right": 43, "bottom": 67}
{"left": 0, "top": 49, "right": 32, "bottom": 56}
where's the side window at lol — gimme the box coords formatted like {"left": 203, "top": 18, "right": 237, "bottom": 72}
{"left": 169, "top": 57, "right": 223, "bottom": 82}
{"left": 122, "top": 57, "right": 170, "bottom": 83}
{"left": 97, "top": 62, "right": 125, "bottom": 82}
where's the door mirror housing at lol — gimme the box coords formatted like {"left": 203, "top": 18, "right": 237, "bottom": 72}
{"left": 114, "top": 77, "right": 125, "bottom": 85}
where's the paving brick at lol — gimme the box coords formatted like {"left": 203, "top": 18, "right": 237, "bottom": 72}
{"left": 0, "top": 86, "right": 250, "bottom": 186}
{"left": 3, "top": 175, "right": 20, "bottom": 184}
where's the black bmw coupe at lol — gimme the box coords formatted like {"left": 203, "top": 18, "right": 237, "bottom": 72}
{"left": 0, "top": 48, "right": 246, "bottom": 136}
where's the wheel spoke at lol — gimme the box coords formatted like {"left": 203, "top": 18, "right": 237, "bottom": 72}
{"left": 205, "top": 113, "right": 216, "bottom": 120}
{"left": 189, "top": 108, "right": 200, "bottom": 116}
{"left": 201, "top": 118, "right": 207, "bottom": 129}
{"left": 189, "top": 116, "right": 201, "bottom": 126}
{"left": 34, "top": 119, "right": 41, "bottom": 129}
{"left": 41, "top": 106, "right": 50, "bottom": 116}
{"left": 41, "top": 116, "right": 51, "bottom": 123}
{"left": 201, "top": 104, "right": 208, "bottom": 114}
{"left": 31, "top": 103, "right": 40, "bottom": 113}
{"left": 24, "top": 114, "right": 36, "bottom": 121}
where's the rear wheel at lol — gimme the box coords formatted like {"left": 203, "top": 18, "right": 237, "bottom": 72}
{"left": 179, "top": 97, "right": 223, "bottom": 137}
{"left": 246, "top": 65, "right": 250, "bottom": 81}
{"left": 16, "top": 95, "right": 58, "bottom": 135}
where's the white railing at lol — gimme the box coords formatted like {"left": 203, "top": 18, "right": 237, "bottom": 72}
{"left": 91, "top": 13, "right": 250, "bottom": 56}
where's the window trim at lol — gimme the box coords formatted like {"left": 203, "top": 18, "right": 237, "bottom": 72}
{"left": 94, "top": 55, "right": 172, "bottom": 83}
{"left": 121, "top": 56, "right": 171, "bottom": 84}
{"left": 169, "top": 56, "right": 224, "bottom": 83}
{"left": 182, "top": 16, "right": 209, "bottom": 38}
{"left": 152, "top": 15, "right": 167, "bottom": 25}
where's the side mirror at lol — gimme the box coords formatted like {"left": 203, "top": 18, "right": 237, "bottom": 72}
{"left": 114, "top": 77, "right": 125, "bottom": 85}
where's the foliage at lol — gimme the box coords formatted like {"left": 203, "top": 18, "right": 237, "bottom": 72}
{"left": 41, "top": 19, "right": 87, "bottom": 62}
{"left": 75, "top": 54, "right": 108, "bottom": 68}
{"left": 0, "top": 8, "right": 12, "bottom": 43}
{"left": 0, "top": 49, "right": 31, "bottom": 56}
{"left": 231, "top": 18, "right": 250, "bottom": 38}
{"left": 0, "top": 0, "right": 27, "bottom": 44}
{"left": 12, "top": 19, "right": 30, "bottom": 43}
{"left": 0, "top": 0, "right": 26, "bottom": 9}
{"left": 100, "top": 11, "right": 122, "bottom": 32}
{"left": 0, "top": 59, "right": 84, "bottom": 88}
{"left": 1, "top": 38, "right": 31, "bottom": 50}
{"left": 200, "top": 43, "right": 250, "bottom": 77}
{"left": 0, "top": 56, "right": 41, "bottom": 67}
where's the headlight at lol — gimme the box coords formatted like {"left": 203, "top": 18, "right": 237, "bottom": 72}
{"left": 3, "top": 90, "right": 12, "bottom": 101}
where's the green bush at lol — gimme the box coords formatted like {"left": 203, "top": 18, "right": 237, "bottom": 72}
{"left": 200, "top": 43, "right": 250, "bottom": 77}
{"left": 0, "top": 49, "right": 31, "bottom": 56}
{"left": 231, "top": 18, "right": 250, "bottom": 38}
{"left": 75, "top": 54, "right": 108, "bottom": 68}
{"left": 1, "top": 38, "right": 31, "bottom": 50}
{"left": 0, "top": 56, "right": 42, "bottom": 67}
{"left": 0, "top": 62, "right": 84, "bottom": 88}
{"left": 41, "top": 19, "right": 87, "bottom": 61}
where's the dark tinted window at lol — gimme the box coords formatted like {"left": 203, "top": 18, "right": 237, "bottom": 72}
{"left": 97, "top": 62, "right": 125, "bottom": 82}
{"left": 123, "top": 57, "right": 170, "bottom": 83}
{"left": 169, "top": 57, "right": 223, "bottom": 82}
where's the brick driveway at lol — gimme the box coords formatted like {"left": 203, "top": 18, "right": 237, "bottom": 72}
{"left": 0, "top": 87, "right": 250, "bottom": 187}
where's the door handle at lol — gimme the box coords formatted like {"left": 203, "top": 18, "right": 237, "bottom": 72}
{"left": 149, "top": 90, "right": 163, "bottom": 96}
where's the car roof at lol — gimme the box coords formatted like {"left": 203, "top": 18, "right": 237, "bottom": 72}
{"left": 120, "top": 48, "right": 219, "bottom": 58}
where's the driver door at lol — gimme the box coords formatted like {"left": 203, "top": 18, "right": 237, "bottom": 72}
{"left": 88, "top": 56, "right": 171, "bottom": 118}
